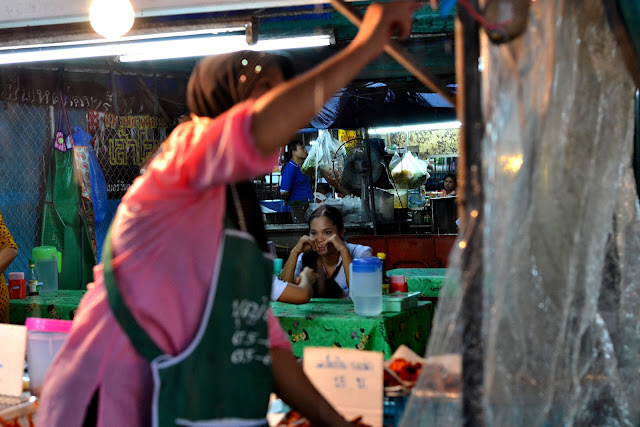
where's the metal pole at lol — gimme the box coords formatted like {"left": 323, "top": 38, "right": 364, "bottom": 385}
{"left": 456, "top": 0, "right": 485, "bottom": 425}
{"left": 634, "top": 89, "right": 640, "bottom": 200}
{"left": 364, "top": 135, "right": 378, "bottom": 235}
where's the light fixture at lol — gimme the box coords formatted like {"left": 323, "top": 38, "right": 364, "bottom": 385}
{"left": 118, "top": 34, "right": 332, "bottom": 62}
{"left": 368, "top": 121, "right": 462, "bottom": 134}
{"left": 0, "top": 30, "right": 329, "bottom": 65}
{"left": 90, "top": 0, "right": 135, "bottom": 39}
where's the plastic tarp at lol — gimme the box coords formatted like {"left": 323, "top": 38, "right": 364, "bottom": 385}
{"left": 401, "top": 1, "right": 639, "bottom": 425}
{"left": 309, "top": 85, "right": 456, "bottom": 129}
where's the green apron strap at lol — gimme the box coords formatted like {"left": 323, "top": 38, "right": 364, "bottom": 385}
{"left": 103, "top": 225, "right": 164, "bottom": 361}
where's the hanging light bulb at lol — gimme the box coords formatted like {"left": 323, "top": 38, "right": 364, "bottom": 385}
{"left": 90, "top": 0, "right": 135, "bottom": 39}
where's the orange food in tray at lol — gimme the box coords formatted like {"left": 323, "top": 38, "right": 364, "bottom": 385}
{"left": 384, "top": 357, "right": 423, "bottom": 388}
{"left": 389, "top": 357, "right": 423, "bottom": 382}
{"left": 278, "top": 410, "right": 372, "bottom": 427}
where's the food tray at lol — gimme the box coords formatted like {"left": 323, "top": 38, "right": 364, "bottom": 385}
{"left": 0, "top": 395, "right": 37, "bottom": 427}
{"left": 382, "top": 292, "right": 420, "bottom": 312}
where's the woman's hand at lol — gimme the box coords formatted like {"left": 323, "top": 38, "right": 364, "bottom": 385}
{"left": 294, "top": 235, "right": 317, "bottom": 253}
{"left": 351, "top": 1, "right": 421, "bottom": 60}
{"left": 297, "top": 267, "right": 318, "bottom": 287}
{"left": 281, "top": 236, "right": 316, "bottom": 283}
{"left": 324, "top": 234, "right": 348, "bottom": 255}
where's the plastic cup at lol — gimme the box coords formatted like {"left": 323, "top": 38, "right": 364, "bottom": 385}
{"left": 389, "top": 275, "right": 408, "bottom": 293}
{"left": 25, "top": 318, "right": 73, "bottom": 396}
{"left": 273, "top": 258, "right": 283, "bottom": 276}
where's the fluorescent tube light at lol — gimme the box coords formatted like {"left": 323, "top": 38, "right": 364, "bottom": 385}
{"left": 0, "top": 27, "right": 329, "bottom": 65}
{"left": 368, "top": 121, "right": 462, "bottom": 134}
{"left": 118, "top": 34, "right": 332, "bottom": 62}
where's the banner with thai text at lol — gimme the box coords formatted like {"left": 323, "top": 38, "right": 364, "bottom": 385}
{"left": 88, "top": 109, "right": 171, "bottom": 199}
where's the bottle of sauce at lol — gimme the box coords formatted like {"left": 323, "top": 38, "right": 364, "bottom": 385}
{"left": 377, "top": 252, "right": 390, "bottom": 295}
{"left": 28, "top": 259, "right": 39, "bottom": 296}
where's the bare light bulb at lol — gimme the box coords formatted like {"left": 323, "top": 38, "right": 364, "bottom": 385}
{"left": 90, "top": 0, "right": 135, "bottom": 39}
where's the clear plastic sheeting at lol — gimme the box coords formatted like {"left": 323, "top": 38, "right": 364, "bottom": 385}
{"left": 401, "top": 0, "right": 639, "bottom": 425}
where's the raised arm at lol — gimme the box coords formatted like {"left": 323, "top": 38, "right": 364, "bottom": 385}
{"left": 280, "top": 235, "right": 316, "bottom": 282}
{"left": 251, "top": 2, "right": 419, "bottom": 156}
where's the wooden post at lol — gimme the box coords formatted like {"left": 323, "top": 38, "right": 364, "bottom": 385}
{"left": 456, "top": 0, "right": 485, "bottom": 425}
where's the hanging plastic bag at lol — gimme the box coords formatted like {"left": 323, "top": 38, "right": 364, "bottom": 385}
{"left": 71, "top": 126, "right": 108, "bottom": 224}
{"left": 391, "top": 151, "right": 430, "bottom": 189}
{"left": 301, "top": 129, "right": 346, "bottom": 188}
{"left": 389, "top": 151, "right": 402, "bottom": 171}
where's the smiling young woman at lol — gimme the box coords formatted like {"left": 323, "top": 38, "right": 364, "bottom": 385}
{"left": 280, "top": 205, "right": 373, "bottom": 298}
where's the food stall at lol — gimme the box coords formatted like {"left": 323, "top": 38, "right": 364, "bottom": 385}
{"left": 260, "top": 125, "right": 460, "bottom": 263}
{"left": 2, "top": 0, "right": 639, "bottom": 425}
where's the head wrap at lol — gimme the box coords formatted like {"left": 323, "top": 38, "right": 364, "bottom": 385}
{"left": 186, "top": 50, "right": 295, "bottom": 252}
{"left": 187, "top": 50, "right": 294, "bottom": 118}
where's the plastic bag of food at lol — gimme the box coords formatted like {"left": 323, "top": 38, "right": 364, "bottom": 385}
{"left": 301, "top": 129, "right": 345, "bottom": 187}
{"left": 389, "top": 151, "right": 402, "bottom": 171}
{"left": 391, "top": 151, "right": 430, "bottom": 189}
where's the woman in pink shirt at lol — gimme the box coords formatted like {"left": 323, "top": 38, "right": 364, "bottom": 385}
{"left": 38, "top": 3, "right": 420, "bottom": 426}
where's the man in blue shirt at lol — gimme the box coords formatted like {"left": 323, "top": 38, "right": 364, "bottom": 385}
{"left": 280, "top": 140, "right": 314, "bottom": 204}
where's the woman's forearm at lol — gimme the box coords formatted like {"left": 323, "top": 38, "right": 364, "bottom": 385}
{"left": 280, "top": 249, "right": 301, "bottom": 283}
{"left": 251, "top": 2, "right": 418, "bottom": 156}
{"left": 277, "top": 282, "right": 313, "bottom": 305}
{"left": 340, "top": 249, "right": 353, "bottom": 287}
{"left": 252, "top": 42, "right": 372, "bottom": 156}
{"left": 271, "top": 347, "right": 351, "bottom": 427}
{"left": 0, "top": 247, "right": 18, "bottom": 274}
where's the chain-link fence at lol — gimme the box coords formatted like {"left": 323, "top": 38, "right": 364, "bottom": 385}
{"left": 1, "top": 67, "right": 186, "bottom": 286}
{"left": 2, "top": 102, "right": 53, "bottom": 275}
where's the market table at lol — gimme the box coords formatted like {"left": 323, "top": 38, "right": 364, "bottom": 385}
{"left": 8, "top": 290, "right": 86, "bottom": 324}
{"left": 271, "top": 298, "right": 434, "bottom": 360}
{"left": 386, "top": 268, "right": 448, "bottom": 297}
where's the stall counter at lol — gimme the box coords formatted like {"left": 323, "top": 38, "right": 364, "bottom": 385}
{"left": 271, "top": 298, "right": 433, "bottom": 360}
{"left": 8, "top": 290, "right": 85, "bottom": 324}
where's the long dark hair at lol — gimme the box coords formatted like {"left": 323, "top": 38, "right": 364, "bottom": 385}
{"left": 302, "top": 204, "right": 346, "bottom": 298}
{"left": 307, "top": 205, "right": 344, "bottom": 233}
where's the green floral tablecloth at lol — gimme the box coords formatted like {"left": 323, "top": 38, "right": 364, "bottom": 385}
{"left": 387, "top": 268, "right": 447, "bottom": 297}
{"left": 9, "top": 290, "right": 86, "bottom": 324}
{"left": 271, "top": 298, "right": 434, "bottom": 360}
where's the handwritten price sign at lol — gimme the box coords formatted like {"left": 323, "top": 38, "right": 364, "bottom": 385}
{"left": 303, "top": 347, "right": 383, "bottom": 427}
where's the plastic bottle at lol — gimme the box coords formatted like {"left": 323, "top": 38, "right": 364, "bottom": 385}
{"left": 377, "top": 252, "right": 390, "bottom": 295}
{"left": 28, "top": 260, "right": 39, "bottom": 296}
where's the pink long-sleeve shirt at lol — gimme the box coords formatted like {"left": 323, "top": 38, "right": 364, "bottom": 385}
{"left": 38, "top": 101, "right": 291, "bottom": 427}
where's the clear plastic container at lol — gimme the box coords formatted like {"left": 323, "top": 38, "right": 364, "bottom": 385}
{"left": 25, "top": 318, "right": 72, "bottom": 396}
{"left": 349, "top": 257, "right": 382, "bottom": 316}
{"left": 393, "top": 189, "right": 408, "bottom": 209}
{"left": 32, "top": 246, "right": 61, "bottom": 294}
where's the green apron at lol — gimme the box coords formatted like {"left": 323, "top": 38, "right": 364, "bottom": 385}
{"left": 103, "top": 206, "right": 274, "bottom": 426}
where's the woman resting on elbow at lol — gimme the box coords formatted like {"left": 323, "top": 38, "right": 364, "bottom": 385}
{"left": 280, "top": 205, "right": 372, "bottom": 298}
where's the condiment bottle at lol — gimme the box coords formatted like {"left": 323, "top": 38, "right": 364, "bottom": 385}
{"left": 377, "top": 252, "right": 390, "bottom": 295}
{"left": 28, "top": 259, "right": 39, "bottom": 296}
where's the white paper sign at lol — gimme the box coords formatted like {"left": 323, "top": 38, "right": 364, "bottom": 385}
{"left": 0, "top": 324, "right": 27, "bottom": 397}
{"left": 303, "top": 347, "right": 383, "bottom": 427}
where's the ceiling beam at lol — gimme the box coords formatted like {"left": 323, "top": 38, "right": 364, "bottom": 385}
{"left": 0, "top": 0, "right": 349, "bottom": 29}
